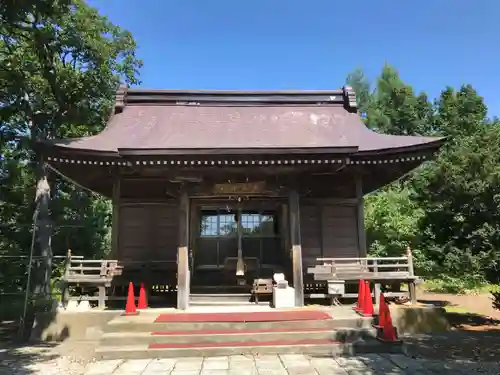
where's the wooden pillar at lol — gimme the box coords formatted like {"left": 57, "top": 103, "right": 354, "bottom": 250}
{"left": 289, "top": 190, "right": 304, "bottom": 307}
{"left": 110, "top": 179, "right": 120, "bottom": 259}
{"left": 355, "top": 175, "right": 367, "bottom": 257}
{"left": 189, "top": 203, "right": 198, "bottom": 275}
{"left": 177, "top": 191, "right": 190, "bottom": 310}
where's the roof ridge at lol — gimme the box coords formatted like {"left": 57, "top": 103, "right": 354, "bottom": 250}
{"left": 113, "top": 85, "right": 358, "bottom": 114}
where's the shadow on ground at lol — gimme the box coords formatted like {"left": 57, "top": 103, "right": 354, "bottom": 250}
{"left": 0, "top": 342, "right": 59, "bottom": 375}
{"left": 0, "top": 299, "right": 71, "bottom": 375}
{"left": 307, "top": 352, "right": 499, "bottom": 374}
{"left": 418, "top": 297, "right": 500, "bottom": 329}
{"left": 394, "top": 298, "right": 500, "bottom": 362}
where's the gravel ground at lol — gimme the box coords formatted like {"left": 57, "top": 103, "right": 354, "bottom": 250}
{"left": 0, "top": 341, "right": 97, "bottom": 375}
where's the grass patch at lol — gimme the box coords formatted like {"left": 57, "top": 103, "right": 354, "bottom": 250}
{"left": 422, "top": 277, "right": 491, "bottom": 295}
{"left": 443, "top": 305, "right": 471, "bottom": 314}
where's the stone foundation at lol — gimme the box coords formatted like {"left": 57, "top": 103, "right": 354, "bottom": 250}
{"left": 30, "top": 310, "right": 120, "bottom": 342}
{"left": 29, "top": 305, "right": 451, "bottom": 343}
{"left": 390, "top": 305, "right": 451, "bottom": 334}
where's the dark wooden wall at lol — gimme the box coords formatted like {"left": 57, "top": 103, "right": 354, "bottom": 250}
{"left": 300, "top": 199, "right": 361, "bottom": 268}
{"left": 115, "top": 198, "right": 362, "bottom": 267}
{"left": 117, "top": 202, "right": 179, "bottom": 260}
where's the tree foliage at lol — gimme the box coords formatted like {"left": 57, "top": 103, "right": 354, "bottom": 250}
{"left": 0, "top": 0, "right": 142, "bottom": 296}
{"left": 347, "top": 65, "right": 500, "bottom": 291}
{"left": 415, "top": 125, "right": 500, "bottom": 284}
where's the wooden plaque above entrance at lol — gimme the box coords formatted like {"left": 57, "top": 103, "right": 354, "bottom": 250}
{"left": 213, "top": 181, "right": 267, "bottom": 195}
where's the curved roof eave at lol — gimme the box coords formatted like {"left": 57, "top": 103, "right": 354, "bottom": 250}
{"left": 356, "top": 137, "right": 446, "bottom": 157}
{"left": 37, "top": 136, "right": 445, "bottom": 159}
{"left": 37, "top": 139, "right": 120, "bottom": 157}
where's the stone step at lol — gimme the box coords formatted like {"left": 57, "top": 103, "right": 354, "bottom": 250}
{"left": 104, "top": 316, "right": 374, "bottom": 333}
{"left": 188, "top": 301, "right": 260, "bottom": 306}
{"left": 190, "top": 285, "right": 251, "bottom": 294}
{"left": 99, "top": 327, "right": 377, "bottom": 346}
{"left": 189, "top": 293, "right": 260, "bottom": 306}
{"left": 95, "top": 338, "right": 403, "bottom": 360}
{"left": 189, "top": 293, "right": 252, "bottom": 300}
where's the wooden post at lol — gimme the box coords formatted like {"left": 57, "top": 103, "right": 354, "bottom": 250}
{"left": 355, "top": 175, "right": 367, "bottom": 257}
{"left": 289, "top": 190, "right": 304, "bottom": 307}
{"left": 177, "top": 192, "right": 190, "bottom": 310}
{"left": 281, "top": 203, "right": 290, "bottom": 255}
{"left": 236, "top": 207, "right": 244, "bottom": 276}
{"left": 407, "top": 246, "right": 415, "bottom": 276}
{"left": 407, "top": 246, "right": 417, "bottom": 304}
{"left": 64, "top": 249, "right": 72, "bottom": 279}
{"left": 110, "top": 179, "right": 120, "bottom": 259}
{"left": 373, "top": 259, "right": 381, "bottom": 306}
{"left": 98, "top": 286, "right": 106, "bottom": 309}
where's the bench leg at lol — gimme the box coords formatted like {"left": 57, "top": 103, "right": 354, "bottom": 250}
{"left": 330, "top": 295, "right": 341, "bottom": 306}
{"left": 98, "top": 286, "right": 106, "bottom": 309}
{"left": 408, "top": 282, "right": 417, "bottom": 304}
{"left": 374, "top": 283, "right": 381, "bottom": 307}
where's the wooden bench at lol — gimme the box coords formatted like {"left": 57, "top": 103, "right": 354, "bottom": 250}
{"left": 61, "top": 257, "right": 115, "bottom": 308}
{"left": 61, "top": 254, "right": 177, "bottom": 309}
{"left": 306, "top": 247, "right": 419, "bottom": 304}
{"left": 251, "top": 278, "right": 273, "bottom": 304}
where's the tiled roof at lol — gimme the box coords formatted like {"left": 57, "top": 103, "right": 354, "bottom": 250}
{"left": 45, "top": 87, "right": 444, "bottom": 156}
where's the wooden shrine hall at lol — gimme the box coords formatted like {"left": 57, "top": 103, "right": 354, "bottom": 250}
{"left": 38, "top": 86, "right": 444, "bottom": 310}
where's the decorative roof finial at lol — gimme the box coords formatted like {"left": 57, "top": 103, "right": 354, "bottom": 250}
{"left": 114, "top": 84, "right": 128, "bottom": 114}
{"left": 342, "top": 85, "right": 357, "bottom": 113}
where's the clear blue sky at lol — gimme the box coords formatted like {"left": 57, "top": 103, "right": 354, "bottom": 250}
{"left": 88, "top": 0, "right": 499, "bottom": 116}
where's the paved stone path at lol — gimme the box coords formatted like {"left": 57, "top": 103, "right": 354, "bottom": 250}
{"left": 83, "top": 354, "right": 500, "bottom": 375}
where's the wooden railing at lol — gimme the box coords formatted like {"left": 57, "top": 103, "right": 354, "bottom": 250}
{"left": 61, "top": 250, "right": 177, "bottom": 308}
{"left": 306, "top": 247, "right": 418, "bottom": 304}
{"left": 308, "top": 246, "right": 415, "bottom": 280}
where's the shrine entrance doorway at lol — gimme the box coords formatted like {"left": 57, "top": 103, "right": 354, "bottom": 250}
{"left": 190, "top": 199, "right": 288, "bottom": 293}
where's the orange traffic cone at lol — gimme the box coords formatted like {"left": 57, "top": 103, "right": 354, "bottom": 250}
{"left": 360, "top": 280, "right": 374, "bottom": 317}
{"left": 376, "top": 294, "right": 401, "bottom": 343}
{"left": 353, "top": 280, "right": 365, "bottom": 312}
{"left": 138, "top": 283, "right": 148, "bottom": 309}
{"left": 122, "top": 282, "right": 139, "bottom": 316}
{"left": 373, "top": 292, "right": 387, "bottom": 329}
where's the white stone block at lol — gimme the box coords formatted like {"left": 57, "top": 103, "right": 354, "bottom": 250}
{"left": 272, "top": 286, "right": 295, "bottom": 308}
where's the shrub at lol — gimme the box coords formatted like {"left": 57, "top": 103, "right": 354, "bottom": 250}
{"left": 488, "top": 284, "right": 500, "bottom": 310}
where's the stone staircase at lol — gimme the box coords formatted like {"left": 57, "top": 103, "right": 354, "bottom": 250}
{"left": 94, "top": 308, "right": 402, "bottom": 360}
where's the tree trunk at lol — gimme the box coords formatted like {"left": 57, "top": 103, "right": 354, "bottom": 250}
{"left": 33, "top": 162, "right": 52, "bottom": 297}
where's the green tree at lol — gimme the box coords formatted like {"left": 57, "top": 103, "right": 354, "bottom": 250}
{"left": 432, "top": 85, "right": 488, "bottom": 138}
{"left": 364, "top": 182, "right": 429, "bottom": 269}
{"left": 366, "top": 64, "right": 433, "bottom": 136}
{"left": 349, "top": 65, "right": 499, "bottom": 291}
{"left": 411, "top": 85, "right": 495, "bottom": 288}
{"left": 414, "top": 122, "right": 500, "bottom": 285}
{"left": 347, "top": 65, "right": 433, "bottom": 267}
{"left": 0, "top": 0, "right": 142, "bottom": 297}
{"left": 346, "top": 68, "right": 371, "bottom": 117}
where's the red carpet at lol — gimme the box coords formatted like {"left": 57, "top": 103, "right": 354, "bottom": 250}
{"left": 154, "top": 310, "right": 331, "bottom": 323}
{"left": 149, "top": 338, "right": 336, "bottom": 349}
{"left": 152, "top": 326, "right": 332, "bottom": 336}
